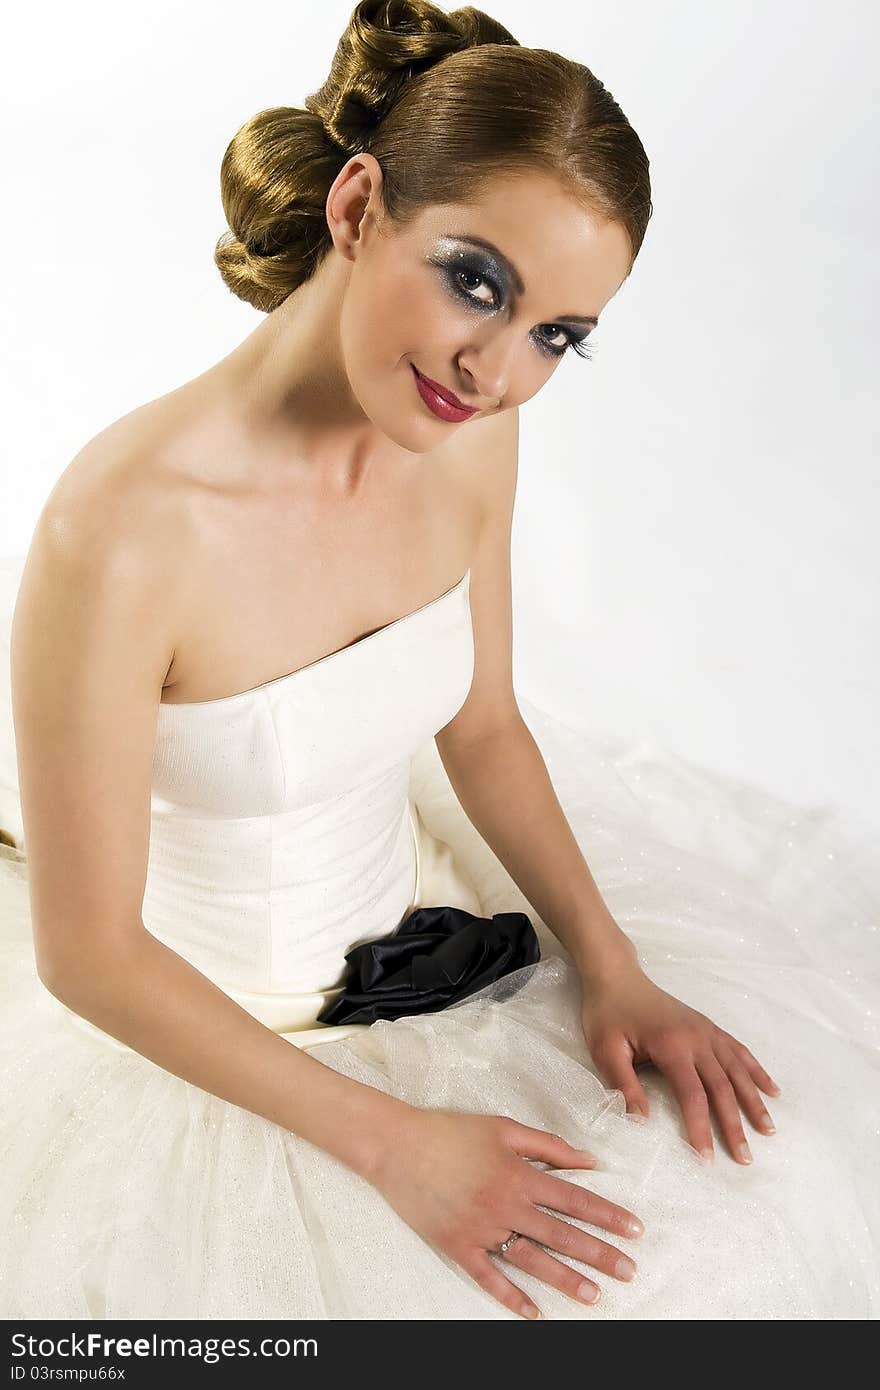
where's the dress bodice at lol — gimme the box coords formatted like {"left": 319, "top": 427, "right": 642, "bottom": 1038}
{"left": 65, "top": 569, "right": 480, "bottom": 1053}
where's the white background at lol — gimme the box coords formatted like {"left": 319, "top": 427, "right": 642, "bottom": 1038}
{"left": 3, "top": 1, "right": 878, "bottom": 830}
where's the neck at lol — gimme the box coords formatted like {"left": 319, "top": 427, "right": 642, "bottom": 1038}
{"left": 211, "top": 252, "right": 400, "bottom": 492}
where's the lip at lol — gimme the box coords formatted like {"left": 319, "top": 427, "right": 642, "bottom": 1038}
{"left": 410, "top": 364, "right": 478, "bottom": 423}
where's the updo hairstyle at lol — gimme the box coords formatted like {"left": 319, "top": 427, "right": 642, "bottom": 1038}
{"left": 214, "top": 0, "right": 651, "bottom": 313}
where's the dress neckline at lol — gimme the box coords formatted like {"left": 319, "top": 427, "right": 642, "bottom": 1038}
{"left": 159, "top": 568, "right": 471, "bottom": 711}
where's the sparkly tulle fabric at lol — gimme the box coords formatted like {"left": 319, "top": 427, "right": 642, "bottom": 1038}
{"left": 0, "top": 562, "right": 878, "bottom": 1318}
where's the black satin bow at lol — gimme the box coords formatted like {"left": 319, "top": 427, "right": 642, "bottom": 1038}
{"left": 316, "top": 904, "right": 541, "bottom": 1026}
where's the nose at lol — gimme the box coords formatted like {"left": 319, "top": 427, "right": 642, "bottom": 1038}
{"left": 458, "top": 328, "right": 520, "bottom": 408}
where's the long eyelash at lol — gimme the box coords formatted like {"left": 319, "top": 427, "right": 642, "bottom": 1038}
{"left": 569, "top": 337, "right": 594, "bottom": 360}
{"left": 538, "top": 332, "right": 595, "bottom": 361}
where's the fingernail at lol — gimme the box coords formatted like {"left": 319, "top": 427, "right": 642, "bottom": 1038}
{"left": 575, "top": 1149, "right": 598, "bottom": 1163}
{"left": 760, "top": 1114, "right": 776, "bottom": 1134}
{"left": 698, "top": 1146, "right": 714, "bottom": 1164}
{"left": 737, "top": 1142, "right": 753, "bottom": 1164}
{"left": 626, "top": 1216, "right": 644, "bottom": 1237}
{"left": 615, "top": 1255, "right": 637, "bottom": 1281}
{"left": 523, "top": 1304, "right": 541, "bottom": 1319}
{"left": 628, "top": 1109, "right": 647, "bottom": 1124}
{"left": 577, "top": 1281, "right": 600, "bottom": 1304}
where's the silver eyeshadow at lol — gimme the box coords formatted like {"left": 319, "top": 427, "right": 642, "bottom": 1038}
{"left": 425, "top": 236, "right": 597, "bottom": 360}
{"left": 426, "top": 235, "right": 599, "bottom": 330}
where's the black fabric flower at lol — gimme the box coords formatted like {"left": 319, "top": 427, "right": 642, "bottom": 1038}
{"left": 316, "top": 905, "right": 541, "bottom": 1026}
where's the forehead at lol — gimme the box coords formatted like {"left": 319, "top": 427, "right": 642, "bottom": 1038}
{"left": 408, "top": 170, "right": 632, "bottom": 316}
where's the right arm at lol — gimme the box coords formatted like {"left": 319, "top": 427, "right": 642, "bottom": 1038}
{"left": 12, "top": 478, "right": 643, "bottom": 1319}
{"left": 11, "top": 489, "right": 405, "bottom": 1181}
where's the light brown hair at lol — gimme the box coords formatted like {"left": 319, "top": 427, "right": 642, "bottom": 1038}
{"left": 214, "top": 0, "right": 652, "bottom": 313}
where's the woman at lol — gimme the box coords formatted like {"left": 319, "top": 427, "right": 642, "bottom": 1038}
{"left": 1, "top": 1, "right": 877, "bottom": 1320}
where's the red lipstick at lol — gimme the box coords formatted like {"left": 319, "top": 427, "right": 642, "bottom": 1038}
{"left": 411, "top": 364, "right": 478, "bottom": 423}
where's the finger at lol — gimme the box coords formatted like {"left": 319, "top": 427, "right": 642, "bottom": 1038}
{"left": 694, "top": 1052, "right": 752, "bottom": 1164}
{"left": 465, "top": 1250, "right": 542, "bottom": 1320}
{"left": 502, "top": 1120, "right": 599, "bottom": 1168}
{"left": 530, "top": 1170, "right": 644, "bottom": 1241}
{"left": 500, "top": 1233, "right": 600, "bottom": 1308}
{"left": 731, "top": 1038, "right": 782, "bottom": 1096}
{"left": 523, "top": 1207, "right": 638, "bottom": 1283}
{"left": 657, "top": 1053, "right": 714, "bottom": 1159}
{"left": 718, "top": 1050, "right": 776, "bottom": 1136}
{"left": 591, "top": 1033, "right": 651, "bottom": 1119}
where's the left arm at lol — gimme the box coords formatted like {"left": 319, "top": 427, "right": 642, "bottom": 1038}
{"left": 436, "top": 408, "right": 780, "bottom": 1163}
{"left": 436, "top": 406, "right": 637, "bottom": 983}
{"left": 439, "top": 710, "right": 638, "bottom": 987}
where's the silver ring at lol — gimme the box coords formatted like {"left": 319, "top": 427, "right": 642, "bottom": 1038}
{"left": 498, "top": 1231, "right": 521, "bottom": 1256}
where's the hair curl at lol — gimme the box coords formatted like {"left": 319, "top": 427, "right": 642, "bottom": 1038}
{"left": 214, "top": 0, "right": 652, "bottom": 313}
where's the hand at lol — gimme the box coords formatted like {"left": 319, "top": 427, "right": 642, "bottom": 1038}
{"left": 370, "top": 1106, "right": 644, "bottom": 1319}
{"left": 580, "top": 959, "right": 781, "bottom": 1163}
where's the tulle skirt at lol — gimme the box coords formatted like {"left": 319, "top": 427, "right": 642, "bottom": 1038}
{"left": 1, "top": 698, "right": 878, "bottom": 1320}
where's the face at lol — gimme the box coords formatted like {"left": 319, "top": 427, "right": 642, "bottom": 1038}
{"left": 325, "top": 155, "right": 633, "bottom": 451}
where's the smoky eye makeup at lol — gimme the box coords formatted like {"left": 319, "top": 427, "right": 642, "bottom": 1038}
{"left": 424, "top": 238, "right": 595, "bottom": 362}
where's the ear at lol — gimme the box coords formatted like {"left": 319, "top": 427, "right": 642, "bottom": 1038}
{"left": 325, "top": 153, "right": 385, "bottom": 263}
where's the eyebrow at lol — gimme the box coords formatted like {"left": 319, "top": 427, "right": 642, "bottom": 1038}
{"left": 445, "top": 233, "right": 600, "bottom": 327}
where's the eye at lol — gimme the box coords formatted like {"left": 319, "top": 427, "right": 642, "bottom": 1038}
{"left": 454, "top": 267, "right": 498, "bottom": 306}
{"left": 534, "top": 325, "right": 595, "bottom": 361}
{"left": 440, "top": 261, "right": 594, "bottom": 362}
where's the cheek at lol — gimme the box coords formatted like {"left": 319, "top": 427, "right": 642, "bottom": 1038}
{"left": 361, "top": 265, "right": 467, "bottom": 358}
{"left": 380, "top": 274, "right": 449, "bottom": 353}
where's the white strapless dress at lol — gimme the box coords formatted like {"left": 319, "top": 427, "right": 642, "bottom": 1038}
{"left": 0, "top": 565, "right": 878, "bottom": 1320}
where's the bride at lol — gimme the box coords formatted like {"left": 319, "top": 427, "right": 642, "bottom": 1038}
{"left": 2, "top": 1, "right": 877, "bottom": 1320}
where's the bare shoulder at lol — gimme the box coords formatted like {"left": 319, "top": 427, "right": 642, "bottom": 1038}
{"left": 10, "top": 408, "right": 197, "bottom": 985}
{"left": 431, "top": 407, "right": 521, "bottom": 748}
{"left": 33, "top": 405, "right": 189, "bottom": 592}
{"left": 439, "top": 405, "right": 520, "bottom": 531}
{"left": 13, "top": 407, "right": 192, "bottom": 700}
{"left": 474, "top": 404, "right": 519, "bottom": 517}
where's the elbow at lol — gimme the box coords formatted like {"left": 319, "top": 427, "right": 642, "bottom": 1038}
{"left": 36, "top": 952, "right": 88, "bottom": 1009}
{"left": 35, "top": 934, "right": 139, "bottom": 1014}
{"left": 436, "top": 703, "right": 526, "bottom": 758}
{"left": 34, "top": 942, "right": 67, "bottom": 1000}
